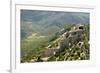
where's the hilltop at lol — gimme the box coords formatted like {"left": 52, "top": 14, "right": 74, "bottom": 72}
{"left": 26, "top": 24, "right": 90, "bottom": 62}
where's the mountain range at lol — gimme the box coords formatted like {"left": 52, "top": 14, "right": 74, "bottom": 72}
{"left": 21, "top": 10, "right": 89, "bottom": 25}
{"left": 21, "top": 10, "right": 89, "bottom": 38}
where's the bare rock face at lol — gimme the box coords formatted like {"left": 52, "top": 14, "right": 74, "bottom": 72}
{"left": 42, "top": 24, "right": 85, "bottom": 59}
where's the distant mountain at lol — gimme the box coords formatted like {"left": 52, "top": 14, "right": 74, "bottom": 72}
{"left": 21, "top": 10, "right": 89, "bottom": 25}
{"left": 21, "top": 10, "right": 89, "bottom": 38}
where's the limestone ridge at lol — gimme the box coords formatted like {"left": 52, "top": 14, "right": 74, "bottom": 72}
{"left": 41, "top": 24, "right": 89, "bottom": 60}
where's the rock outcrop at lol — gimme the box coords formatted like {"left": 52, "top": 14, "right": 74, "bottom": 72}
{"left": 41, "top": 24, "right": 86, "bottom": 59}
